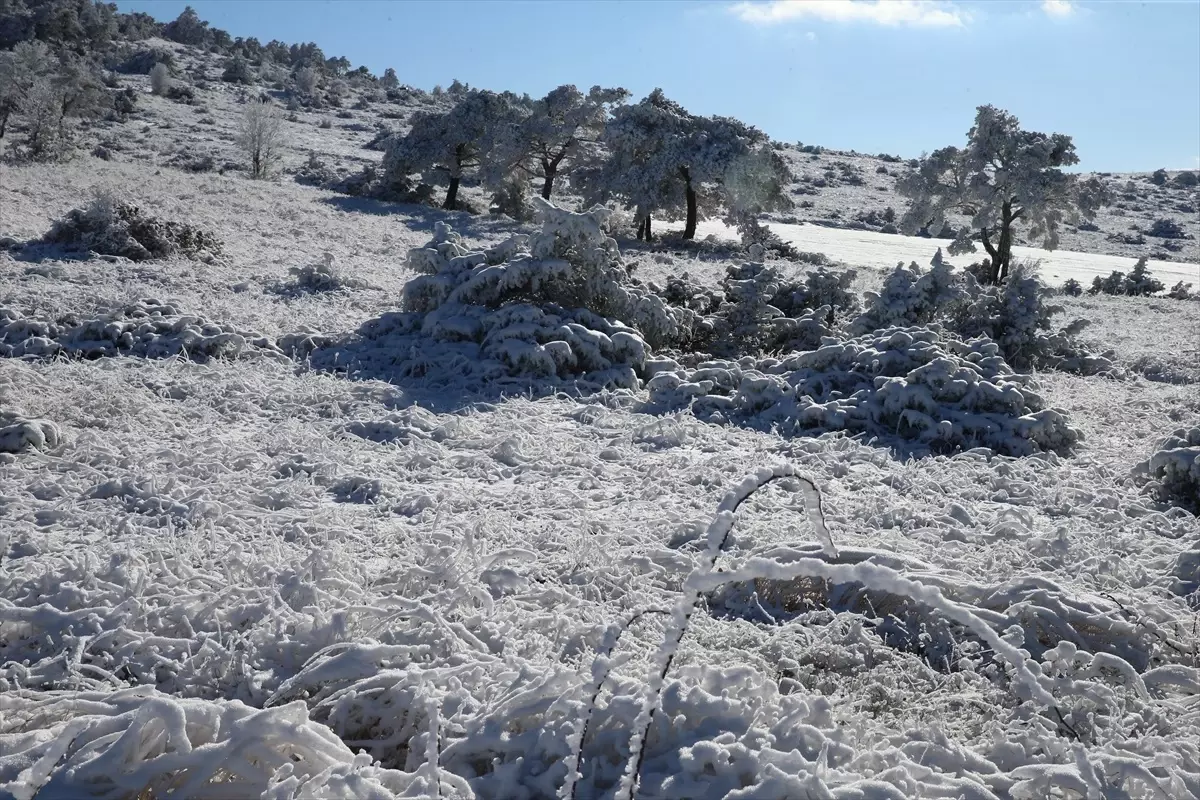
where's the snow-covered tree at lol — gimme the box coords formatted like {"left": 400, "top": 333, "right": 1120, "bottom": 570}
{"left": 238, "top": 99, "right": 285, "bottom": 179}
{"left": 492, "top": 84, "right": 628, "bottom": 200}
{"left": 149, "top": 62, "right": 170, "bottom": 96}
{"left": 0, "top": 41, "right": 54, "bottom": 140}
{"left": 381, "top": 89, "right": 525, "bottom": 210}
{"left": 583, "top": 89, "right": 791, "bottom": 241}
{"left": 898, "top": 105, "right": 1109, "bottom": 284}
{"left": 380, "top": 67, "right": 399, "bottom": 90}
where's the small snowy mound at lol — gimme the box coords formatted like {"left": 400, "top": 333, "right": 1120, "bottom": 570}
{"left": 0, "top": 301, "right": 285, "bottom": 363}
{"left": 307, "top": 199, "right": 692, "bottom": 391}
{"left": 0, "top": 689, "right": 459, "bottom": 800}
{"left": 41, "top": 192, "right": 223, "bottom": 262}
{"left": 1136, "top": 427, "right": 1200, "bottom": 512}
{"left": 647, "top": 326, "right": 1080, "bottom": 456}
{"left": 0, "top": 414, "right": 60, "bottom": 453}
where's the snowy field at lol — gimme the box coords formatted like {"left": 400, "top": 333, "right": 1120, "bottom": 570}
{"left": 1, "top": 32, "right": 1200, "bottom": 799}
{"left": 2, "top": 179, "right": 1200, "bottom": 799}
{"left": 696, "top": 219, "right": 1200, "bottom": 290}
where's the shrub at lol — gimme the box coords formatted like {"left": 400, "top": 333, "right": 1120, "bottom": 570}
{"left": 1172, "top": 171, "right": 1198, "bottom": 189}
{"left": 1062, "top": 278, "right": 1083, "bottom": 296}
{"left": 1123, "top": 257, "right": 1165, "bottom": 295}
{"left": 149, "top": 63, "right": 170, "bottom": 95}
{"left": 1136, "top": 428, "right": 1200, "bottom": 512}
{"left": 42, "top": 191, "right": 223, "bottom": 261}
{"left": 222, "top": 54, "right": 253, "bottom": 84}
{"left": 646, "top": 327, "right": 1082, "bottom": 456}
{"left": 117, "top": 47, "right": 174, "bottom": 75}
{"left": 278, "top": 253, "right": 367, "bottom": 294}
{"left": 1147, "top": 218, "right": 1186, "bottom": 239}
{"left": 489, "top": 178, "right": 534, "bottom": 222}
{"left": 1150, "top": 169, "right": 1168, "bottom": 186}
{"left": 1167, "top": 281, "right": 1193, "bottom": 300}
{"left": 165, "top": 84, "right": 194, "bottom": 103}
{"left": 303, "top": 199, "right": 693, "bottom": 390}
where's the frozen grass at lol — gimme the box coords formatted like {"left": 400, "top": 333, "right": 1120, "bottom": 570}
{"left": 2, "top": 342, "right": 1199, "bottom": 796}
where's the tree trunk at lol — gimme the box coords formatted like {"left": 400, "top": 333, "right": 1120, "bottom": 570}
{"left": 0, "top": 110, "right": 8, "bottom": 140}
{"left": 682, "top": 169, "right": 697, "bottom": 240}
{"left": 995, "top": 201, "right": 1014, "bottom": 283}
{"left": 443, "top": 175, "right": 460, "bottom": 210}
{"left": 636, "top": 217, "right": 646, "bottom": 241}
{"left": 645, "top": 214, "right": 653, "bottom": 243}
{"left": 541, "top": 161, "right": 556, "bottom": 200}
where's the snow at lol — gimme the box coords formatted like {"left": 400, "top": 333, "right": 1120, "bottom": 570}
{"left": 3, "top": 96, "right": 1200, "bottom": 800}
{"left": 695, "top": 219, "right": 1200, "bottom": 289}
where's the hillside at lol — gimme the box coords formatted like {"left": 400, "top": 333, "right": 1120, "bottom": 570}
{"left": 2, "top": 5, "right": 1200, "bottom": 800}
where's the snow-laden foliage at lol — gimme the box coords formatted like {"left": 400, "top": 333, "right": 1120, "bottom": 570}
{"left": 849, "top": 248, "right": 966, "bottom": 335}
{"left": 581, "top": 89, "right": 792, "bottom": 240}
{"left": 0, "top": 412, "right": 60, "bottom": 453}
{"left": 851, "top": 252, "right": 1110, "bottom": 373}
{"left": 276, "top": 252, "right": 369, "bottom": 294}
{"left": 306, "top": 198, "right": 693, "bottom": 390}
{"left": 645, "top": 326, "right": 1081, "bottom": 456}
{"left": 1167, "top": 281, "right": 1194, "bottom": 300}
{"left": 379, "top": 89, "right": 526, "bottom": 210}
{"left": 41, "top": 191, "right": 224, "bottom": 262}
{"left": 1136, "top": 427, "right": 1200, "bottom": 512}
{"left": 1087, "top": 257, "right": 1166, "bottom": 297}
{"left": 489, "top": 84, "right": 629, "bottom": 200}
{"left": 0, "top": 301, "right": 284, "bottom": 362}
{"left": 899, "top": 105, "right": 1109, "bottom": 284}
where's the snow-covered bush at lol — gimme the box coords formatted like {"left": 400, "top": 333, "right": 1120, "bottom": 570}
{"left": 0, "top": 413, "right": 61, "bottom": 453}
{"left": 1061, "top": 278, "right": 1083, "bottom": 296}
{"left": 488, "top": 177, "right": 534, "bottom": 222}
{"left": 42, "top": 191, "right": 224, "bottom": 261}
{"left": 849, "top": 249, "right": 966, "bottom": 335}
{"left": 0, "top": 301, "right": 284, "bottom": 363}
{"left": 306, "top": 198, "right": 693, "bottom": 390}
{"left": 277, "top": 252, "right": 368, "bottom": 294}
{"left": 645, "top": 326, "right": 1081, "bottom": 456}
{"left": 1123, "top": 256, "right": 1166, "bottom": 295}
{"left": 1136, "top": 427, "right": 1200, "bottom": 512}
{"left": 695, "top": 262, "right": 832, "bottom": 357}
{"left": 1167, "top": 281, "right": 1193, "bottom": 300}
{"left": 1148, "top": 218, "right": 1187, "bottom": 239}
{"left": 852, "top": 253, "right": 1106, "bottom": 373}
{"left": 1088, "top": 258, "right": 1165, "bottom": 297}
{"left": 222, "top": 53, "right": 254, "bottom": 84}
{"left": 149, "top": 62, "right": 170, "bottom": 95}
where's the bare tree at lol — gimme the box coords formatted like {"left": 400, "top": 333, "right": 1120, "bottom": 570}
{"left": 237, "top": 100, "right": 285, "bottom": 178}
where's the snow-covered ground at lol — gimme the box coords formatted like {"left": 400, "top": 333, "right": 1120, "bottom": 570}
{"left": 696, "top": 219, "right": 1200, "bottom": 289}
{"left": 2, "top": 39, "right": 1200, "bottom": 800}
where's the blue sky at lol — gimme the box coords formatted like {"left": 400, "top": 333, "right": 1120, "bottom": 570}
{"left": 116, "top": 0, "right": 1199, "bottom": 173}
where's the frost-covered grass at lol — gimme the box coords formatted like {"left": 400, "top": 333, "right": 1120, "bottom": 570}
{"left": 4, "top": 114, "right": 1200, "bottom": 797}
{"left": 3, "top": 328, "right": 1200, "bottom": 796}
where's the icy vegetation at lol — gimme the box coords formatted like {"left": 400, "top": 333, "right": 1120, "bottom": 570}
{"left": 1, "top": 10, "right": 1199, "bottom": 797}
{"left": 1137, "top": 427, "right": 1200, "bottom": 512}
{"left": 39, "top": 191, "right": 224, "bottom": 262}
{"left": 306, "top": 198, "right": 689, "bottom": 390}
{"left": 646, "top": 327, "right": 1079, "bottom": 457}
{"left": 0, "top": 300, "right": 284, "bottom": 361}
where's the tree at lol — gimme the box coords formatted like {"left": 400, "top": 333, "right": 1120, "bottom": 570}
{"left": 381, "top": 89, "right": 524, "bottom": 210}
{"left": 222, "top": 53, "right": 253, "bottom": 84}
{"left": 163, "top": 5, "right": 208, "bottom": 46}
{"left": 149, "top": 62, "right": 169, "bottom": 96}
{"left": 293, "top": 66, "right": 318, "bottom": 96}
{"left": 380, "top": 67, "right": 399, "bottom": 90}
{"left": 0, "top": 40, "right": 53, "bottom": 140}
{"left": 584, "top": 89, "right": 791, "bottom": 241}
{"left": 898, "top": 105, "right": 1108, "bottom": 285}
{"left": 493, "top": 84, "right": 628, "bottom": 200}
{"left": 237, "top": 99, "right": 285, "bottom": 178}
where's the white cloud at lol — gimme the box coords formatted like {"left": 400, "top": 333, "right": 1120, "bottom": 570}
{"left": 731, "top": 0, "right": 969, "bottom": 28}
{"left": 806, "top": 30, "right": 818, "bottom": 40}
{"left": 1041, "top": 0, "right": 1075, "bottom": 17}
